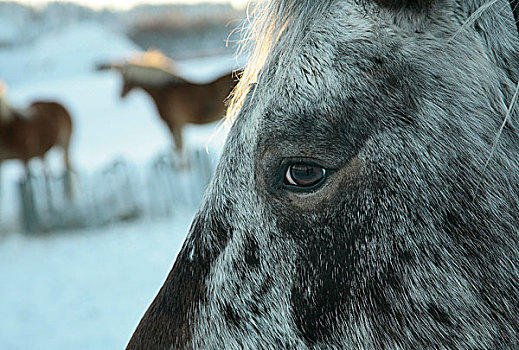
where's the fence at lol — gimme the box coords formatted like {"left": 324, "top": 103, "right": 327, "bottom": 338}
{"left": 17, "top": 149, "right": 215, "bottom": 233}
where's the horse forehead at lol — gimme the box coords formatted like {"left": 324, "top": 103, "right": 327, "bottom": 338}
{"left": 255, "top": 51, "right": 337, "bottom": 122}
{"left": 255, "top": 35, "right": 379, "bottom": 125}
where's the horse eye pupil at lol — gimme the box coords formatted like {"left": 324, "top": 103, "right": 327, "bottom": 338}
{"left": 285, "top": 164, "right": 326, "bottom": 187}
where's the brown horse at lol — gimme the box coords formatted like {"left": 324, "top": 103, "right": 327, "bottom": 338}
{"left": 0, "top": 88, "right": 73, "bottom": 200}
{"left": 97, "top": 52, "right": 238, "bottom": 159}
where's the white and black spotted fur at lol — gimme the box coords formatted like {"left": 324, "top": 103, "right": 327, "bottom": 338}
{"left": 128, "top": 0, "right": 519, "bottom": 348}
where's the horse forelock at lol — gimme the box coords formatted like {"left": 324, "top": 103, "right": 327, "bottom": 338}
{"left": 227, "top": 0, "right": 428, "bottom": 121}
{"left": 230, "top": 0, "right": 519, "bottom": 121}
{"left": 228, "top": 0, "right": 336, "bottom": 122}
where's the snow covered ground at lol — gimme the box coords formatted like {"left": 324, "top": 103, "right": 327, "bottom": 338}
{"left": 0, "top": 23, "right": 237, "bottom": 348}
{"left": 0, "top": 215, "right": 194, "bottom": 349}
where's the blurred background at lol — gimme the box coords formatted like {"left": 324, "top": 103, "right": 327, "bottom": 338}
{"left": 0, "top": 0, "right": 247, "bottom": 348}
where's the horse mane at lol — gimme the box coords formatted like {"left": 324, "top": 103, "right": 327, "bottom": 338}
{"left": 227, "top": 0, "right": 335, "bottom": 121}
{"left": 121, "top": 49, "right": 186, "bottom": 87}
{"left": 129, "top": 49, "right": 175, "bottom": 69}
{"left": 94, "top": 49, "right": 186, "bottom": 88}
{"left": 121, "top": 64, "right": 187, "bottom": 88}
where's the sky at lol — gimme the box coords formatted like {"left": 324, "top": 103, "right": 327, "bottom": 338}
{"left": 16, "top": 0, "right": 248, "bottom": 10}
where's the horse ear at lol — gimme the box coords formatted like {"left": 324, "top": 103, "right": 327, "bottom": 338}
{"left": 374, "top": 0, "right": 433, "bottom": 10}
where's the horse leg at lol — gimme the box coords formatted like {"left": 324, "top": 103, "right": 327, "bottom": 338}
{"left": 40, "top": 156, "right": 55, "bottom": 213}
{"left": 24, "top": 161, "right": 31, "bottom": 182}
{"left": 62, "top": 140, "right": 74, "bottom": 202}
{"left": 170, "top": 123, "right": 189, "bottom": 169}
{"left": 21, "top": 160, "right": 38, "bottom": 232}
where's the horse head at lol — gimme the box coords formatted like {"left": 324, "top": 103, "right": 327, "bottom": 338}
{"left": 120, "top": 72, "right": 135, "bottom": 99}
{"left": 96, "top": 62, "right": 142, "bottom": 98}
{"left": 129, "top": 0, "right": 519, "bottom": 348}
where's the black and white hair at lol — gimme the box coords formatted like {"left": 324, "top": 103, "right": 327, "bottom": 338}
{"left": 128, "top": 1, "right": 519, "bottom": 348}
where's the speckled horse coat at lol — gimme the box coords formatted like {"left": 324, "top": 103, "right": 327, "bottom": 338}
{"left": 128, "top": 0, "right": 519, "bottom": 348}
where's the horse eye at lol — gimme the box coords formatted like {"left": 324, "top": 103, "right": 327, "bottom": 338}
{"left": 284, "top": 164, "right": 326, "bottom": 188}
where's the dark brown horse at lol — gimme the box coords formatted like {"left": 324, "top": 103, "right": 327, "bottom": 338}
{"left": 0, "top": 88, "right": 73, "bottom": 200}
{"left": 97, "top": 51, "right": 237, "bottom": 158}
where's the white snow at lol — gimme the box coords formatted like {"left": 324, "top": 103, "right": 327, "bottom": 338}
{"left": 0, "top": 19, "right": 18, "bottom": 45}
{"left": 0, "top": 23, "right": 142, "bottom": 87}
{"left": 0, "top": 215, "right": 194, "bottom": 349}
{"left": 0, "top": 22, "right": 234, "bottom": 349}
